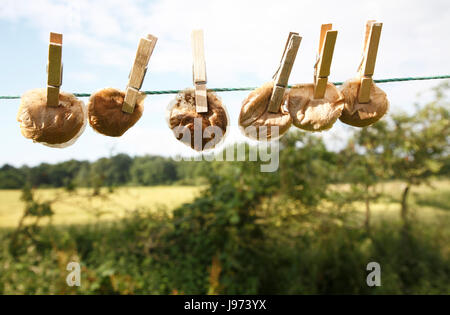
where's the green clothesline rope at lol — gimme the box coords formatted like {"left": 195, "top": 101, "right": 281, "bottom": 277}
{"left": 1, "top": 75, "right": 449, "bottom": 100}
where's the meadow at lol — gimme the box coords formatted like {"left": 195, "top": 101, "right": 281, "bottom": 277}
{"left": 0, "top": 179, "right": 448, "bottom": 229}
{"left": 330, "top": 179, "right": 450, "bottom": 223}
{"left": 0, "top": 186, "right": 202, "bottom": 228}
{"left": 1, "top": 179, "right": 448, "bottom": 294}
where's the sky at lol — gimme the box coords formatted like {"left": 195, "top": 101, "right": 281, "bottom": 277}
{"left": 0, "top": 0, "right": 449, "bottom": 167}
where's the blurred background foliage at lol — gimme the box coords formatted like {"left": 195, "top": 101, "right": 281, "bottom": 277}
{"left": 0, "top": 82, "right": 449, "bottom": 294}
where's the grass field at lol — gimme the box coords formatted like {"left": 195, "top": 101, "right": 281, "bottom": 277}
{"left": 0, "top": 180, "right": 448, "bottom": 229}
{"left": 336, "top": 179, "right": 450, "bottom": 223}
{"left": 0, "top": 186, "right": 203, "bottom": 228}
{"left": 0, "top": 181, "right": 449, "bottom": 295}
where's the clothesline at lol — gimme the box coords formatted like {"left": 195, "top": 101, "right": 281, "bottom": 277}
{"left": 1, "top": 75, "right": 449, "bottom": 100}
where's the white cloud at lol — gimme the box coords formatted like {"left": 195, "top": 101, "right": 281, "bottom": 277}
{"left": 2, "top": 0, "right": 449, "bottom": 82}
{"left": 67, "top": 71, "right": 98, "bottom": 83}
{"left": 0, "top": 0, "right": 449, "bottom": 165}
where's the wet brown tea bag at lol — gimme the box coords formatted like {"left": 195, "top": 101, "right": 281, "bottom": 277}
{"left": 287, "top": 82, "right": 344, "bottom": 131}
{"left": 288, "top": 24, "right": 341, "bottom": 132}
{"left": 88, "top": 88, "right": 145, "bottom": 137}
{"left": 87, "top": 35, "right": 156, "bottom": 137}
{"left": 17, "top": 88, "right": 87, "bottom": 148}
{"left": 339, "top": 76, "right": 389, "bottom": 127}
{"left": 340, "top": 21, "right": 388, "bottom": 127}
{"left": 167, "top": 89, "right": 228, "bottom": 151}
{"left": 239, "top": 82, "right": 292, "bottom": 140}
{"left": 238, "top": 33, "right": 301, "bottom": 141}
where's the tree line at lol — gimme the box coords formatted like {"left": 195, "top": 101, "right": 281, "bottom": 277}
{"left": 0, "top": 155, "right": 213, "bottom": 189}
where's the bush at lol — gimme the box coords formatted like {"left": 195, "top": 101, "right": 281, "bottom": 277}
{"left": 1, "top": 190, "right": 449, "bottom": 294}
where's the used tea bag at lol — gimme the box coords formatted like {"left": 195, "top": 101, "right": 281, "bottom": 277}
{"left": 339, "top": 77, "right": 389, "bottom": 127}
{"left": 167, "top": 89, "right": 228, "bottom": 151}
{"left": 17, "top": 88, "right": 87, "bottom": 148}
{"left": 287, "top": 82, "right": 344, "bottom": 132}
{"left": 239, "top": 82, "right": 292, "bottom": 141}
{"left": 88, "top": 88, "right": 145, "bottom": 137}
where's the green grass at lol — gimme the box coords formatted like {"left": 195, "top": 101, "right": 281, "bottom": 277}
{"left": 0, "top": 181, "right": 449, "bottom": 294}
{"left": 0, "top": 186, "right": 203, "bottom": 228}
{"left": 331, "top": 179, "right": 450, "bottom": 223}
{"left": 0, "top": 179, "right": 448, "bottom": 229}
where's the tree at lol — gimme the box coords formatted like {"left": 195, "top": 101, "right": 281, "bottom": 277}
{"left": 108, "top": 154, "right": 133, "bottom": 185}
{"left": 337, "top": 139, "right": 384, "bottom": 233}
{"left": 355, "top": 82, "right": 450, "bottom": 226}
{"left": 0, "top": 164, "right": 25, "bottom": 189}
{"left": 130, "top": 156, "right": 178, "bottom": 186}
{"left": 279, "top": 131, "right": 338, "bottom": 207}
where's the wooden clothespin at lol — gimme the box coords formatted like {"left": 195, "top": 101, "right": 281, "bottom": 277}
{"left": 358, "top": 21, "right": 383, "bottom": 103}
{"left": 313, "top": 24, "right": 338, "bottom": 99}
{"left": 47, "top": 32, "right": 63, "bottom": 107}
{"left": 191, "top": 29, "right": 208, "bottom": 113}
{"left": 122, "top": 34, "right": 158, "bottom": 114}
{"left": 268, "top": 32, "right": 302, "bottom": 113}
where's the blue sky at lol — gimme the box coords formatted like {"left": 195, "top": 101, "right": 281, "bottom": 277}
{"left": 0, "top": 0, "right": 449, "bottom": 166}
